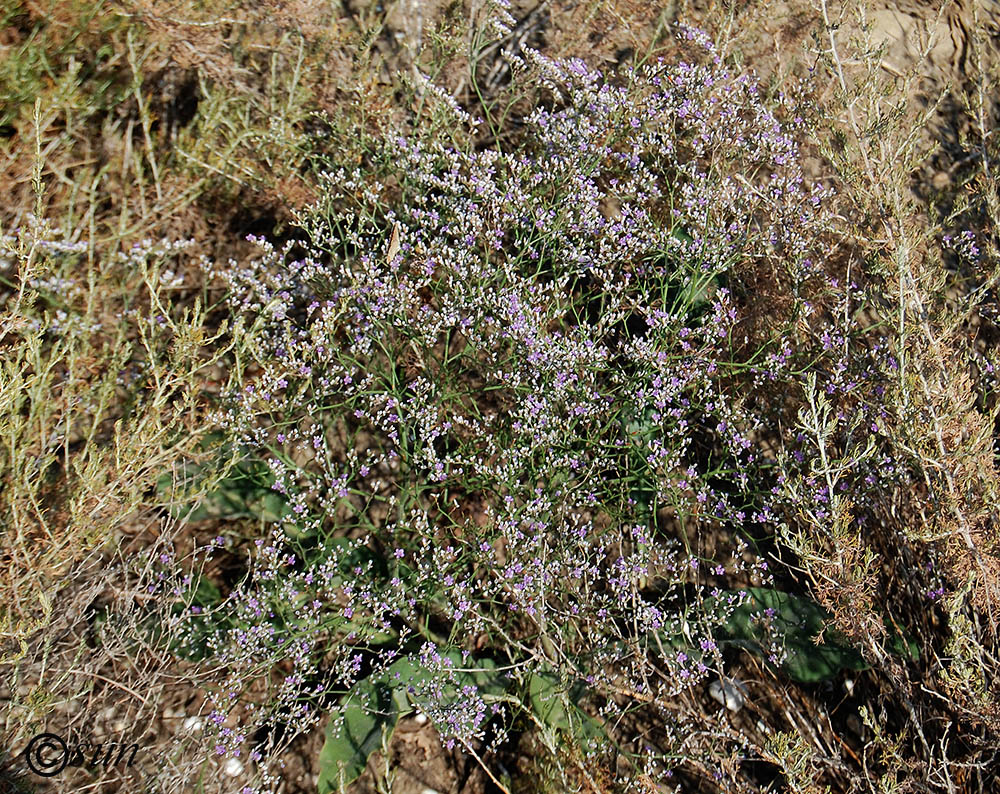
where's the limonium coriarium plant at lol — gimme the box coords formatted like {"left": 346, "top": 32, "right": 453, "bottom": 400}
{"left": 156, "top": 22, "right": 925, "bottom": 793}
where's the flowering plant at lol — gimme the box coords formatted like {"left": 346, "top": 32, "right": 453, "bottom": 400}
{"left": 173, "top": 24, "right": 906, "bottom": 792}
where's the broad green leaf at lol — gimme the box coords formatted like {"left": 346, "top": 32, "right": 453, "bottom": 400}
{"left": 670, "top": 225, "right": 694, "bottom": 245}
{"left": 529, "top": 670, "right": 570, "bottom": 730}
{"left": 317, "top": 538, "right": 391, "bottom": 591}
{"left": 317, "top": 679, "right": 398, "bottom": 793}
{"left": 884, "top": 616, "right": 920, "bottom": 663}
{"left": 445, "top": 655, "right": 509, "bottom": 699}
{"left": 335, "top": 618, "right": 399, "bottom": 646}
{"left": 317, "top": 649, "right": 512, "bottom": 793}
{"left": 157, "top": 458, "right": 292, "bottom": 523}
{"left": 528, "top": 668, "right": 607, "bottom": 753}
{"left": 385, "top": 652, "right": 509, "bottom": 711}
{"left": 317, "top": 651, "right": 512, "bottom": 793}
{"left": 707, "top": 588, "right": 868, "bottom": 683}
{"left": 191, "top": 575, "right": 222, "bottom": 606}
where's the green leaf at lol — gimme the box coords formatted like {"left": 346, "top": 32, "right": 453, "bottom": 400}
{"left": 453, "top": 656, "right": 509, "bottom": 699}
{"left": 336, "top": 618, "right": 399, "bottom": 646}
{"left": 156, "top": 458, "right": 292, "bottom": 524}
{"left": 681, "top": 270, "right": 719, "bottom": 307}
{"left": 783, "top": 636, "right": 868, "bottom": 683}
{"left": 670, "top": 225, "right": 693, "bottom": 245}
{"left": 317, "top": 651, "right": 512, "bottom": 793}
{"left": 191, "top": 575, "right": 222, "bottom": 607}
{"left": 528, "top": 668, "right": 607, "bottom": 753}
{"left": 319, "top": 537, "right": 390, "bottom": 588}
{"left": 385, "top": 652, "right": 509, "bottom": 711}
{"left": 707, "top": 588, "right": 868, "bottom": 683}
{"left": 317, "top": 678, "right": 399, "bottom": 793}
{"left": 529, "top": 670, "right": 570, "bottom": 730}
{"left": 884, "top": 616, "right": 920, "bottom": 663}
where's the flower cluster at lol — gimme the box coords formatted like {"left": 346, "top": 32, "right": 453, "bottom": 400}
{"left": 943, "top": 229, "right": 981, "bottom": 262}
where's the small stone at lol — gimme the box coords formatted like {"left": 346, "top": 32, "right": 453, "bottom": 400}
{"left": 224, "top": 758, "right": 243, "bottom": 777}
{"left": 708, "top": 678, "right": 748, "bottom": 713}
{"left": 182, "top": 716, "right": 204, "bottom": 733}
{"left": 414, "top": 712, "right": 428, "bottom": 725}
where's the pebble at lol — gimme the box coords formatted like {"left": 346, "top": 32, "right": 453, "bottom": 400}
{"left": 182, "top": 716, "right": 204, "bottom": 733}
{"left": 224, "top": 758, "right": 244, "bottom": 777}
{"left": 708, "top": 678, "right": 749, "bottom": 713}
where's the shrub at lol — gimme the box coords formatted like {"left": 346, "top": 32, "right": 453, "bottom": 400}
{"left": 0, "top": 215, "right": 237, "bottom": 663}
